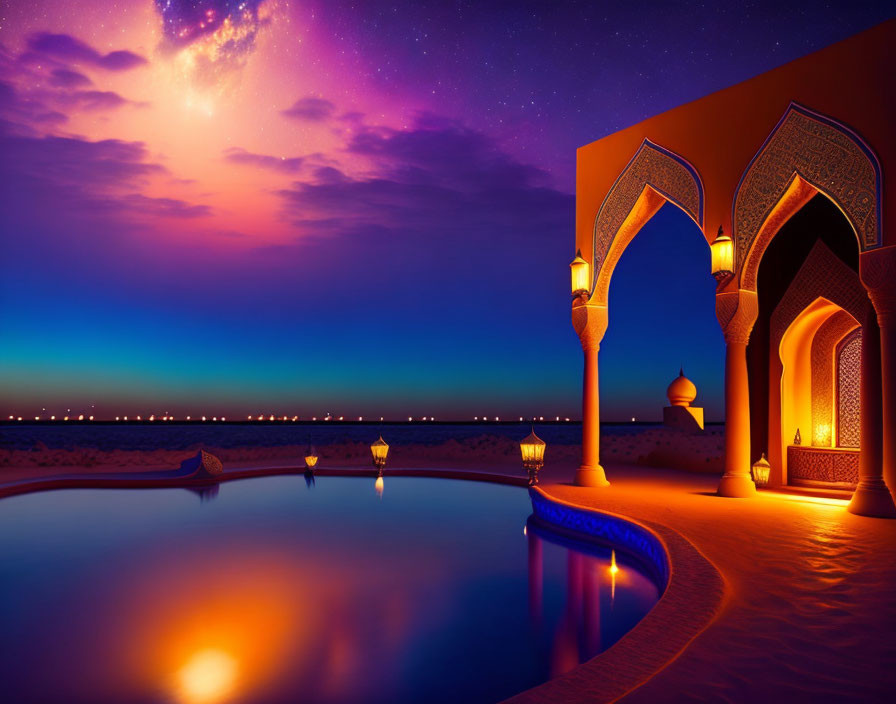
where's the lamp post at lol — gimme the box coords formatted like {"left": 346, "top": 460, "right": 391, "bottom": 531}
{"left": 570, "top": 250, "right": 590, "bottom": 298}
{"left": 520, "top": 427, "right": 546, "bottom": 486}
{"left": 304, "top": 444, "right": 319, "bottom": 473}
{"left": 711, "top": 226, "right": 734, "bottom": 282}
{"left": 371, "top": 435, "right": 389, "bottom": 475}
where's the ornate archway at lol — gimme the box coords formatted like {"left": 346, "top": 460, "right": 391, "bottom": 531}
{"left": 573, "top": 140, "right": 704, "bottom": 486}
{"left": 733, "top": 103, "right": 882, "bottom": 292}
{"left": 589, "top": 139, "right": 704, "bottom": 304}
{"left": 714, "top": 104, "right": 892, "bottom": 514}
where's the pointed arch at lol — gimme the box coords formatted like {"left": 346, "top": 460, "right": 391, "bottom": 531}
{"left": 589, "top": 139, "right": 704, "bottom": 304}
{"left": 734, "top": 103, "right": 882, "bottom": 291}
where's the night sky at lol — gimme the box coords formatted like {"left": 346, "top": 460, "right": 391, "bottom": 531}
{"left": 0, "top": 1, "right": 891, "bottom": 421}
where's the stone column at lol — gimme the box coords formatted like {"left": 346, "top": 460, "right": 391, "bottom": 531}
{"left": 848, "top": 300, "right": 896, "bottom": 517}
{"left": 572, "top": 298, "right": 610, "bottom": 487}
{"left": 716, "top": 290, "right": 758, "bottom": 497}
{"left": 861, "top": 246, "right": 896, "bottom": 509}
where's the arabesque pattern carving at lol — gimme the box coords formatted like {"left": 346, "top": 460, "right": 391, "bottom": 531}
{"left": 717, "top": 290, "right": 758, "bottom": 345}
{"left": 735, "top": 105, "right": 880, "bottom": 273}
{"left": 593, "top": 141, "right": 702, "bottom": 277}
{"left": 770, "top": 242, "right": 865, "bottom": 346}
{"left": 837, "top": 330, "right": 862, "bottom": 448}
{"left": 811, "top": 312, "right": 858, "bottom": 446}
{"left": 788, "top": 446, "right": 859, "bottom": 487}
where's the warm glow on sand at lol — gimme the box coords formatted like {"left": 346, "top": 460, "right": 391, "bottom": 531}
{"left": 759, "top": 491, "right": 850, "bottom": 508}
{"left": 177, "top": 649, "right": 238, "bottom": 703}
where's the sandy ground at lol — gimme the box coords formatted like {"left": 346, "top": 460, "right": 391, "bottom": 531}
{"left": 0, "top": 426, "right": 724, "bottom": 480}
{"left": 1, "top": 443, "right": 892, "bottom": 702}
{"left": 533, "top": 463, "right": 896, "bottom": 703}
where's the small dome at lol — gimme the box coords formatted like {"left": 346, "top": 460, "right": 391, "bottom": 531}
{"left": 667, "top": 368, "right": 697, "bottom": 407}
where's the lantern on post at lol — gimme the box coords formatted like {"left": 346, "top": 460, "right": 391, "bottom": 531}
{"left": 752, "top": 453, "right": 771, "bottom": 487}
{"left": 304, "top": 444, "right": 319, "bottom": 473}
{"left": 520, "top": 427, "right": 546, "bottom": 487}
{"left": 711, "top": 226, "right": 734, "bottom": 281}
{"left": 371, "top": 436, "right": 389, "bottom": 474}
{"left": 570, "top": 250, "right": 590, "bottom": 298}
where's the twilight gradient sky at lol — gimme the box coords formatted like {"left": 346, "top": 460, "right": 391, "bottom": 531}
{"left": 0, "top": 1, "right": 891, "bottom": 420}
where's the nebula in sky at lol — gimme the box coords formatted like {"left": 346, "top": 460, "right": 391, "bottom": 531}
{"left": 0, "top": 1, "right": 890, "bottom": 419}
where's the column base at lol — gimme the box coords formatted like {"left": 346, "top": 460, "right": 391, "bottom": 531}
{"left": 717, "top": 473, "right": 756, "bottom": 498}
{"left": 848, "top": 480, "right": 896, "bottom": 518}
{"left": 575, "top": 466, "right": 610, "bottom": 488}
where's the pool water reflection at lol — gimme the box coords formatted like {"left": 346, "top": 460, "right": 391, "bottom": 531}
{"left": 0, "top": 477, "right": 659, "bottom": 703}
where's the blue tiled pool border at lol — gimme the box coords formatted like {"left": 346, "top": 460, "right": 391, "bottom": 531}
{"left": 529, "top": 488, "right": 670, "bottom": 588}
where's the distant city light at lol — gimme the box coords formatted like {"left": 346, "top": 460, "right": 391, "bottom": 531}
{"left": 78, "top": 414, "right": 84, "bottom": 421}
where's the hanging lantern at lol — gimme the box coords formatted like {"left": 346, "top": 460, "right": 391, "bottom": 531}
{"left": 711, "top": 226, "right": 734, "bottom": 280}
{"left": 371, "top": 436, "right": 389, "bottom": 472}
{"left": 520, "top": 427, "right": 546, "bottom": 487}
{"left": 570, "top": 250, "right": 590, "bottom": 297}
{"left": 752, "top": 453, "right": 771, "bottom": 487}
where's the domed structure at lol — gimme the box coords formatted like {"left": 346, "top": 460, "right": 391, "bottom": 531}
{"left": 667, "top": 368, "right": 697, "bottom": 407}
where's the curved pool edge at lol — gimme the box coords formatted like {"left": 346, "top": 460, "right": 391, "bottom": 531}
{"left": 504, "top": 486, "right": 726, "bottom": 704}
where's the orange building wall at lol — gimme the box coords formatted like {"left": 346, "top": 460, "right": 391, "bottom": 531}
{"left": 576, "top": 19, "right": 895, "bottom": 261}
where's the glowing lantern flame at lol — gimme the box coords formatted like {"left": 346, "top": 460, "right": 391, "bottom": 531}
{"left": 570, "top": 249, "right": 590, "bottom": 296}
{"left": 370, "top": 436, "right": 389, "bottom": 471}
{"left": 711, "top": 227, "right": 734, "bottom": 279}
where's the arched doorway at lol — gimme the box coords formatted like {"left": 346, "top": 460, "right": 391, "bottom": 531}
{"left": 717, "top": 104, "right": 893, "bottom": 516}
{"left": 572, "top": 140, "right": 706, "bottom": 487}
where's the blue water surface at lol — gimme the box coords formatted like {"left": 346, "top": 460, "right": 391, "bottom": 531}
{"left": 0, "top": 476, "right": 659, "bottom": 703}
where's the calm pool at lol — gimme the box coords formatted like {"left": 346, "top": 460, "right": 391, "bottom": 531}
{"left": 0, "top": 476, "right": 660, "bottom": 703}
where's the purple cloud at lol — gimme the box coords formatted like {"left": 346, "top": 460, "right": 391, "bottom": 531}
{"left": 224, "top": 147, "right": 306, "bottom": 173}
{"left": 58, "top": 90, "right": 130, "bottom": 111}
{"left": 48, "top": 68, "right": 92, "bottom": 88}
{"left": 281, "top": 97, "right": 336, "bottom": 122}
{"left": 119, "top": 193, "right": 213, "bottom": 219}
{"left": 0, "top": 125, "right": 216, "bottom": 229}
{"left": 275, "top": 114, "right": 570, "bottom": 245}
{"left": 26, "top": 32, "right": 147, "bottom": 71}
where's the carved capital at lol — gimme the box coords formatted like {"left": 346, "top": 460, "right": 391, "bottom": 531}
{"left": 715, "top": 289, "right": 758, "bottom": 345}
{"left": 861, "top": 246, "right": 896, "bottom": 323}
{"left": 572, "top": 299, "right": 608, "bottom": 351}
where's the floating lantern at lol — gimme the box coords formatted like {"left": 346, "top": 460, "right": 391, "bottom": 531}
{"left": 570, "top": 249, "right": 590, "bottom": 297}
{"left": 752, "top": 453, "right": 771, "bottom": 487}
{"left": 370, "top": 436, "right": 389, "bottom": 472}
{"left": 711, "top": 226, "right": 734, "bottom": 280}
{"left": 520, "top": 427, "right": 546, "bottom": 487}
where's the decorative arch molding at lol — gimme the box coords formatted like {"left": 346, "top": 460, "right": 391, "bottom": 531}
{"left": 734, "top": 103, "right": 882, "bottom": 289}
{"left": 769, "top": 240, "right": 865, "bottom": 345}
{"left": 590, "top": 139, "right": 704, "bottom": 302}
